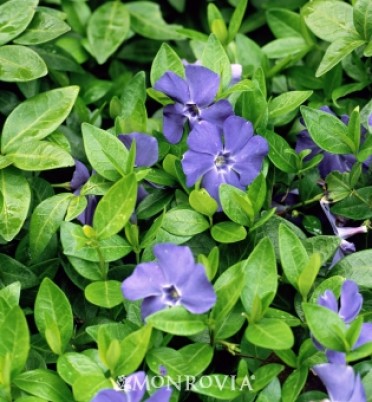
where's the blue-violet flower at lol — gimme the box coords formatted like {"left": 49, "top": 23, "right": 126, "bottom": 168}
{"left": 154, "top": 65, "right": 233, "bottom": 144}
{"left": 121, "top": 243, "right": 216, "bottom": 319}
{"left": 182, "top": 115, "right": 268, "bottom": 207}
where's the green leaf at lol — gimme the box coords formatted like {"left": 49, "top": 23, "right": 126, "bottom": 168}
{"left": 279, "top": 224, "right": 309, "bottom": 289}
{"left": 0, "top": 45, "right": 47, "bottom": 83}
{"left": 245, "top": 318, "right": 294, "bottom": 350}
{"left": 85, "top": 281, "right": 123, "bottom": 309}
{"left": 82, "top": 123, "right": 128, "bottom": 181}
{"left": 0, "top": 254, "right": 38, "bottom": 289}
{"left": 260, "top": 130, "right": 299, "bottom": 173}
{"left": 247, "top": 173, "right": 267, "bottom": 215}
{"left": 354, "top": 0, "right": 372, "bottom": 40}
{"left": 192, "top": 375, "right": 243, "bottom": 400}
{"left": 162, "top": 208, "right": 209, "bottom": 236}
{"left": 30, "top": 193, "right": 73, "bottom": 260}
{"left": 219, "top": 184, "right": 254, "bottom": 226}
{"left": 0, "top": 168, "right": 31, "bottom": 242}
{"left": 331, "top": 187, "right": 372, "bottom": 219}
{"left": 300, "top": 106, "right": 354, "bottom": 154}
{"left": 332, "top": 250, "right": 372, "bottom": 288}
{"left": 201, "top": 34, "right": 232, "bottom": 90}
{"left": 147, "top": 347, "right": 188, "bottom": 379}
{"left": 35, "top": 278, "right": 73, "bottom": 355}
{"left": 57, "top": 352, "right": 103, "bottom": 386}
{"left": 241, "top": 238, "right": 277, "bottom": 322}
{"left": 0, "top": 0, "right": 38, "bottom": 45}
{"left": 189, "top": 188, "right": 218, "bottom": 217}
{"left": 86, "top": 2, "right": 129, "bottom": 64}
{"left": 281, "top": 367, "right": 308, "bottom": 402}
{"left": 114, "top": 324, "right": 152, "bottom": 376}
{"left": 262, "top": 37, "right": 309, "bottom": 59}
{"left": 1, "top": 86, "right": 79, "bottom": 153}
{"left": 269, "top": 91, "right": 313, "bottom": 119}
{"left": 302, "top": 0, "right": 356, "bottom": 41}
{"left": 266, "top": 8, "right": 303, "bottom": 39}
{"left": 13, "top": 369, "right": 73, "bottom": 402}
{"left": 211, "top": 222, "right": 247, "bottom": 243}
{"left": 0, "top": 306, "right": 29, "bottom": 377}
{"left": 8, "top": 141, "right": 74, "bottom": 171}
{"left": 316, "top": 35, "right": 365, "bottom": 77}
{"left": 252, "top": 364, "right": 284, "bottom": 392}
{"left": 297, "top": 253, "right": 322, "bottom": 300}
{"left": 326, "top": 171, "right": 353, "bottom": 202}
{"left": 61, "top": 222, "right": 132, "bottom": 262}
{"left": 146, "top": 306, "right": 208, "bottom": 336}
{"left": 72, "top": 375, "right": 112, "bottom": 402}
{"left": 302, "top": 303, "right": 347, "bottom": 351}
{"left": 179, "top": 343, "right": 214, "bottom": 377}
{"left": 65, "top": 195, "right": 87, "bottom": 222}
{"left": 227, "top": 0, "right": 248, "bottom": 42}
{"left": 93, "top": 174, "right": 137, "bottom": 239}
{"left": 13, "top": 11, "right": 70, "bottom": 45}
{"left": 150, "top": 43, "right": 184, "bottom": 86}
{"left": 304, "top": 236, "right": 341, "bottom": 266}
{"left": 126, "top": 2, "right": 185, "bottom": 40}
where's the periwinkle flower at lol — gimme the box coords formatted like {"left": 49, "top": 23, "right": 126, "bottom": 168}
{"left": 154, "top": 65, "right": 233, "bottom": 144}
{"left": 118, "top": 132, "right": 158, "bottom": 168}
{"left": 121, "top": 243, "right": 216, "bottom": 319}
{"left": 91, "top": 372, "right": 172, "bottom": 402}
{"left": 182, "top": 115, "right": 268, "bottom": 207}
{"left": 296, "top": 106, "right": 371, "bottom": 178}
{"left": 312, "top": 363, "right": 366, "bottom": 402}
{"left": 320, "top": 197, "right": 367, "bottom": 268}
{"left": 70, "top": 160, "right": 98, "bottom": 226}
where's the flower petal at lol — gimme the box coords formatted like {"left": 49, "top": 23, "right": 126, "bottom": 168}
{"left": 118, "top": 133, "right": 159, "bottom": 167}
{"left": 185, "top": 65, "right": 219, "bottom": 107}
{"left": 146, "top": 387, "right": 172, "bottom": 402}
{"left": 198, "top": 100, "right": 233, "bottom": 128}
{"left": 354, "top": 323, "right": 372, "bottom": 348}
{"left": 339, "top": 280, "right": 362, "bottom": 324}
{"left": 317, "top": 290, "right": 338, "bottom": 313}
{"left": 295, "top": 130, "right": 321, "bottom": 157}
{"left": 187, "top": 120, "right": 223, "bottom": 154}
{"left": 142, "top": 296, "right": 166, "bottom": 319}
{"left": 182, "top": 150, "right": 214, "bottom": 187}
{"left": 125, "top": 372, "right": 146, "bottom": 402}
{"left": 180, "top": 263, "right": 216, "bottom": 314}
{"left": 162, "top": 104, "right": 187, "bottom": 144}
{"left": 121, "top": 262, "right": 164, "bottom": 301}
{"left": 313, "top": 363, "right": 357, "bottom": 402}
{"left": 349, "top": 374, "right": 367, "bottom": 402}
{"left": 77, "top": 195, "right": 98, "bottom": 226}
{"left": 154, "top": 71, "right": 190, "bottom": 104}
{"left": 325, "top": 350, "right": 346, "bottom": 364}
{"left": 91, "top": 389, "right": 127, "bottom": 402}
{"left": 223, "top": 116, "right": 253, "bottom": 154}
{"left": 153, "top": 243, "right": 195, "bottom": 286}
{"left": 71, "top": 160, "right": 90, "bottom": 190}
{"left": 319, "top": 153, "right": 356, "bottom": 177}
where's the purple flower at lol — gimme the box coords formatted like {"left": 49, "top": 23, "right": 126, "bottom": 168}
{"left": 118, "top": 133, "right": 158, "bottom": 168}
{"left": 70, "top": 160, "right": 98, "bottom": 226}
{"left": 296, "top": 106, "right": 371, "bottom": 178}
{"left": 121, "top": 243, "right": 216, "bottom": 318}
{"left": 320, "top": 197, "right": 367, "bottom": 268}
{"left": 91, "top": 372, "right": 172, "bottom": 402}
{"left": 315, "top": 280, "right": 372, "bottom": 361}
{"left": 154, "top": 65, "right": 233, "bottom": 144}
{"left": 313, "top": 363, "right": 366, "bottom": 402}
{"left": 181, "top": 115, "right": 268, "bottom": 207}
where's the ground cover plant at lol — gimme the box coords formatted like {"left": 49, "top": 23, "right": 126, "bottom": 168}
{"left": 0, "top": 0, "right": 372, "bottom": 400}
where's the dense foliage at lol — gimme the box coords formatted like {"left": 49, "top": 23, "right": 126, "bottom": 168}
{"left": 0, "top": 0, "right": 372, "bottom": 401}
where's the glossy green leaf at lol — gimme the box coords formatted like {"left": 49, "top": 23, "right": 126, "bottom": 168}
{"left": 146, "top": 306, "right": 208, "bottom": 336}
{"left": 179, "top": 343, "right": 214, "bottom": 377}
{"left": 219, "top": 184, "right": 254, "bottom": 226}
{"left": 331, "top": 187, "right": 372, "bottom": 219}
{"left": 262, "top": 37, "right": 308, "bottom": 59}
{"left": 150, "top": 43, "right": 184, "bottom": 86}
{"left": 281, "top": 367, "right": 308, "bottom": 402}
{"left": 269, "top": 91, "right": 313, "bottom": 119}
{"left": 30, "top": 193, "right": 73, "bottom": 260}
{"left": 146, "top": 347, "right": 187, "bottom": 380}
{"left": 0, "top": 306, "right": 29, "bottom": 377}
{"left": 0, "top": 0, "right": 38, "bottom": 45}
{"left": 13, "top": 369, "right": 73, "bottom": 402}
{"left": 227, "top": 0, "right": 248, "bottom": 42}
{"left": 86, "top": 2, "right": 130, "bottom": 64}
{"left": 1, "top": 86, "right": 79, "bottom": 153}
{"left": 85, "top": 281, "right": 123, "bottom": 309}
{"left": 297, "top": 253, "right": 322, "bottom": 300}
{"left": 82, "top": 123, "right": 128, "bottom": 181}
{"left": 93, "top": 174, "right": 137, "bottom": 239}
{"left": 14, "top": 11, "right": 70, "bottom": 45}
{"left": 252, "top": 364, "right": 284, "bottom": 392}
{"left": 0, "top": 254, "right": 38, "bottom": 289}
{"left": 189, "top": 188, "right": 218, "bottom": 217}
{"left": 245, "top": 318, "right": 294, "bottom": 350}
{"left": 241, "top": 238, "right": 277, "bottom": 322}
{"left": 211, "top": 222, "right": 247, "bottom": 243}
{"left": 162, "top": 208, "right": 209, "bottom": 236}
{"left": 0, "top": 168, "right": 31, "bottom": 242}
{"left": 353, "top": 0, "right": 372, "bottom": 40}
{"left": 35, "top": 278, "right": 73, "bottom": 355}
{"left": 266, "top": 8, "right": 303, "bottom": 39}
{"left": 192, "top": 375, "right": 243, "bottom": 400}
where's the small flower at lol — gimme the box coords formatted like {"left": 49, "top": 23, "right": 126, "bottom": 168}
{"left": 70, "top": 160, "right": 98, "bottom": 226}
{"left": 320, "top": 197, "right": 367, "bottom": 268}
{"left": 182, "top": 115, "right": 268, "bottom": 207}
{"left": 118, "top": 133, "right": 159, "bottom": 168}
{"left": 312, "top": 363, "right": 366, "bottom": 402}
{"left": 91, "top": 372, "right": 172, "bottom": 402}
{"left": 154, "top": 65, "right": 233, "bottom": 143}
{"left": 121, "top": 243, "right": 216, "bottom": 318}
{"left": 296, "top": 106, "right": 371, "bottom": 178}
